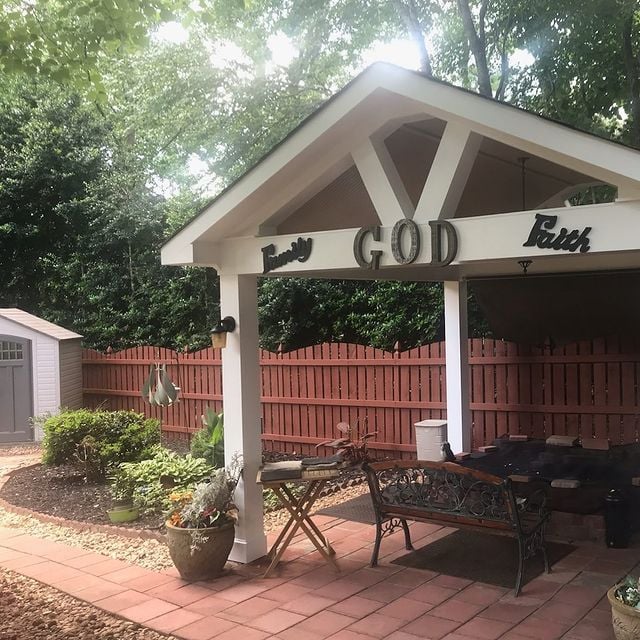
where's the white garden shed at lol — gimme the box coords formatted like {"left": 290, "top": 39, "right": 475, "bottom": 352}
{"left": 0, "top": 308, "right": 83, "bottom": 442}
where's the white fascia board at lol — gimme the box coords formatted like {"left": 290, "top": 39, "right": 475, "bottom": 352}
{"left": 454, "top": 200, "right": 640, "bottom": 263}
{"left": 380, "top": 71, "right": 640, "bottom": 187}
{"left": 211, "top": 200, "right": 640, "bottom": 276}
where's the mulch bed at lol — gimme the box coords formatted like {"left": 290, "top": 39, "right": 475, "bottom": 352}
{"left": 0, "top": 452, "right": 367, "bottom": 532}
{"left": 0, "top": 464, "right": 163, "bottom": 531}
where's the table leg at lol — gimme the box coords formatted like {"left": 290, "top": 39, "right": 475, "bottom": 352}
{"left": 263, "top": 480, "right": 339, "bottom": 577}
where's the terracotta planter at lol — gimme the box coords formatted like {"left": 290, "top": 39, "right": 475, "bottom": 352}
{"left": 608, "top": 585, "right": 640, "bottom": 640}
{"left": 165, "top": 520, "right": 235, "bottom": 581}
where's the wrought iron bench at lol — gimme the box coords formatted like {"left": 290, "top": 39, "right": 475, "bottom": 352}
{"left": 363, "top": 460, "right": 550, "bottom": 596}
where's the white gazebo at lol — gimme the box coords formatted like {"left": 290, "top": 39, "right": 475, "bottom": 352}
{"left": 161, "top": 62, "right": 640, "bottom": 563}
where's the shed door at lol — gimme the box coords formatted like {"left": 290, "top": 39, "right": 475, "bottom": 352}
{"left": 0, "top": 337, "right": 33, "bottom": 442}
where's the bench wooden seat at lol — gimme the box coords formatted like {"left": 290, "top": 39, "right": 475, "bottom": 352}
{"left": 363, "top": 460, "right": 551, "bottom": 596}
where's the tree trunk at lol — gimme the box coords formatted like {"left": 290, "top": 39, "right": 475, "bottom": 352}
{"left": 622, "top": 13, "right": 640, "bottom": 148}
{"left": 393, "top": 0, "right": 433, "bottom": 77}
{"left": 456, "top": 0, "right": 493, "bottom": 97}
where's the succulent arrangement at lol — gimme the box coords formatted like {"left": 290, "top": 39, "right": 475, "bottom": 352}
{"left": 615, "top": 576, "right": 640, "bottom": 608}
{"left": 317, "top": 418, "right": 378, "bottom": 464}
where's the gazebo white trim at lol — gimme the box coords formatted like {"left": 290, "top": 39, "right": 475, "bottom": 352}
{"left": 161, "top": 62, "right": 640, "bottom": 563}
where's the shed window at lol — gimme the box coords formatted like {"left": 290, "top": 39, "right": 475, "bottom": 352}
{"left": 0, "top": 341, "right": 23, "bottom": 361}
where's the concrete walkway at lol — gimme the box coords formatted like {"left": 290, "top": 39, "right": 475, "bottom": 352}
{"left": 0, "top": 510, "right": 631, "bottom": 640}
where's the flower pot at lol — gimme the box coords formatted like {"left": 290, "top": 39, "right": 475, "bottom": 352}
{"left": 608, "top": 585, "right": 640, "bottom": 640}
{"left": 107, "top": 506, "right": 139, "bottom": 523}
{"left": 165, "top": 520, "right": 235, "bottom": 581}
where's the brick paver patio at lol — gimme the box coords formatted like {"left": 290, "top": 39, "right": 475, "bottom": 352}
{"left": 0, "top": 512, "right": 631, "bottom": 639}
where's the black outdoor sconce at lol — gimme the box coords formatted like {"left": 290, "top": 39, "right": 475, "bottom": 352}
{"left": 210, "top": 316, "right": 236, "bottom": 349}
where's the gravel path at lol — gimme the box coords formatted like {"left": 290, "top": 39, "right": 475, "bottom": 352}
{"left": 0, "top": 567, "right": 171, "bottom": 640}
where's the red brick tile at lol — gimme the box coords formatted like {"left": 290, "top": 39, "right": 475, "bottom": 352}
{"left": 453, "top": 616, "right": 513, "bottom": 639}
{"left": 83, "top": 557, "right": 131, "bottom": 576}
{"left": 406, "top": 583, "right": 458, "bottom": 606}
{"left": 146, "top": 608, "right": 205, "bottom": 633}
{"left": 216, "top": 582, "right": 270, "bottom": 603}
{"left": 217, "top": 596, "right": 280, "bottom": 622}
{"left": 55, "top": 573, "right": 116, "bottom": 596}
{"left": 119, "top": 597, "right": 178, "bottom": 623}
{"left": 329, "top": 595, "right": 384, "bottom": 619}
{"left": 155, "top": 584, "right": 214, "bottom": 606}
{"left": 281, "top": 593, "right": 337, "bottom": 615}
{"left": 535, "top": 600, "right": 591, "bottom": 624}
{"left": 123, "top": 571, "right": 177, "bottom": 591}
{"left": 518, "top": 578, "right": 560, "bottom": 601}
{"left": 277, "top": 627, "right": 325, "bottom": 640}
{"left": 172, "top": 615, "right": 236, "bottom": 640}
{"left": 325, "top": 630, "right": 378, "bottom": 640}
{"left": 456, "top": 584, "right": 505, "bottom": 607}
{"left": 554, "top": 584, "right": 604, "bottom": 607}
{"left": 66, "top": 579, "right": 127, "bottom": 602}
{"left": 402, "top": 613, "right": 461, "bottom": 639}
{"left": 562, "top": 619, "right": 615, "bottom": 640}
{"left": 385, "top": 632, "right": 424, "bottom": 640}
{"left": 246, "top": 608, "right": 307, "bottom": 634}
{"left": 293, "top": 610, "right": 359, "bottom": 638}
{"left": 376, "top": 597, "right": 431, "bottom": 621}
{"left": 102, "top": 565, "right": 153, "bottom": 584}
{"left": 64, "top": 553, "right": 110, "bottom": 569}
{"left": 429, "top": 598, "right": 486, "bottom": 623}
{"left": 258, "top": 582, "right": 312, "bottom": 603}
{"left": 429, "top": 576, "right": 473, "bottom": 591}
{"left": 479, "top": 602, "right": 537, "bottom": 624}
{"left": 387, "top": 569, "right": 438, "bottom": 588}
{"left": 508, "top": 616, "right": 571, "bottom": 640}
{"left": 185, "top": 594, "right": 235, "bottom": 616}
{"left": 213, "top": 625, "right": 270, "bottom": 640}
{"left": 94, "top": 589, "right": 151, "bottom": 613}
{"left": 357, "top": 582, "right": 412, "bottom": 603}
{"left": 347, "top": 612, "right": 405, "bottom": 638}
{"left": 20, "top": 560, "right": 83, "bottom": 584}
{"left": 0, "top": 554, "right": 46, "bottom": 570}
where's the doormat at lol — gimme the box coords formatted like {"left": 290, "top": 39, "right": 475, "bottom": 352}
{"left": 316, "top": 493, "right": 376, "bottom": 525}
{"left": 391, "top": 529, "right": 575, "bottom": 589}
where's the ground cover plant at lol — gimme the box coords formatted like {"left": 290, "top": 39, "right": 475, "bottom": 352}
{"left": 116, "top": 447, "right": 213, "bottom": 516}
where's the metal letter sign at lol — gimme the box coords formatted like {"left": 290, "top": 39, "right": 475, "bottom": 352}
{"left": 353, "top": 220, "right": 458, "bottom": 269}
{"left": 523, "top": 214, "right": 591, "bottom": 253}
{"left": 262, "top": 237, "right": 313, "bottom": 274}
{"left": 353, "top": 226, "right": 383, "bottom": 269}
{"left": 391, "top": 219, "right": 420, "bottom": 264}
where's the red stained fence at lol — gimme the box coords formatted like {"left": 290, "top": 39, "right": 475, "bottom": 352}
{"left": 82, "top": 337, "right": 640, "bottom": 458}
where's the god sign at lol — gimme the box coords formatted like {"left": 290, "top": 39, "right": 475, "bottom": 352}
{"left": 353, "top": 219, "right": 458, "bottom": 270}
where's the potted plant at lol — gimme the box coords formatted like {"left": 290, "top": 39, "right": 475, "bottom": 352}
{"left": 165, "top": 456, "right": 241, "bottom": 581}
{"left": 106, "top": 470, "right": 139, "bottom": 523}
{"left": 317, "top": 418, "right": 378, "bottom": 466}
{"left": 608, "top": 576, "right": 640, "bottom": 640}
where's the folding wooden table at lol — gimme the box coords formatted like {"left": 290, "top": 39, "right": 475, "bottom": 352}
{"left": 258, "top": 468, "right": 341, "bottom": 577}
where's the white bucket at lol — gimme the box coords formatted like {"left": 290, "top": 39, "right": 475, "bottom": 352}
{"left": 415, "top": 420, "right": 448, "bottom": 460}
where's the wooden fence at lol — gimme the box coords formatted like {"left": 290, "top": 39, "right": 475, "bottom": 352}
{"left": 82, "top": 337, "right": 640, "bottom": 458}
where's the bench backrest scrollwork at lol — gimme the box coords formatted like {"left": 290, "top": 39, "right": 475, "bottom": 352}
{"left": 363, "top": 460, "right": 521, "bottom": 531}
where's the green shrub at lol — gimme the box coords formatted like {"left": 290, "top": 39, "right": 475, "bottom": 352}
{"left": 42, "top": 409, "right": 160, "bottom": 480}
{"left": 190, "top": 408, "right": 224, "bottom": 468}
{"left": 117, "top": 447, "right": 213, "bottom": 515}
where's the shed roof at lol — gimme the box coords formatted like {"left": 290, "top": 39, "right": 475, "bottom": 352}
{"left": 0, "top": 309, "right": 82, "bottom": 341}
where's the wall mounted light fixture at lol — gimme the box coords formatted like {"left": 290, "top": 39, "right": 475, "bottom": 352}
{"left": 210, "top": 316, "right": 236, "bottom": 349}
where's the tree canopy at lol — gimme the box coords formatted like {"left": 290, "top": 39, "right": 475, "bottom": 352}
{"left": 0, "top": 1, "right": 637, "bottom": 351}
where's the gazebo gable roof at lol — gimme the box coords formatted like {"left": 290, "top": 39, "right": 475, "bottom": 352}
{"left": 162, "top": 63, "right": 640, "bottom": 268}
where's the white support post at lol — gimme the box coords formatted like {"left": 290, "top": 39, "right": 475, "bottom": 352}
{"left": 220, "top": 273, "right": 267, "bottom": 563}
{"left": 444, "top": 280, "right": 472, "bottom": 454}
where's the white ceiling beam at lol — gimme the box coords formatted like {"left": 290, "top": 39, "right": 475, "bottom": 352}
{"left": 413, "top": 122, "right": 482, "bottom": 223}
{"left": 352, "top": 136, "right": 414, "bottom": 225}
